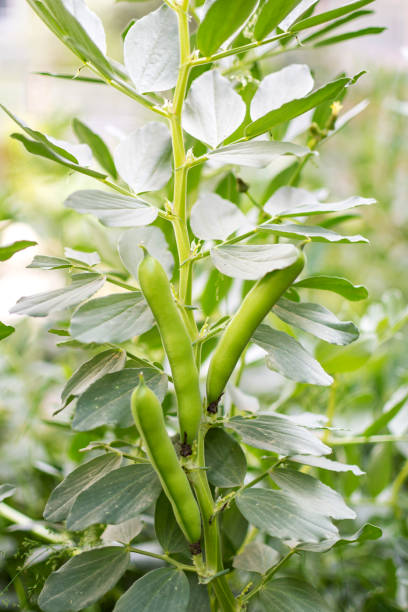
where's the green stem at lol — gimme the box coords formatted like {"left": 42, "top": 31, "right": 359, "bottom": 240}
{"left": 0, "top": 502, "right": 69, "bottom": 544}
{"left": 128, "top": 546, "right": 196, "bottom": 572}
{"left": 328, "top": 434, "right": 408, "bottom": 445}
{"left": 240, "top": 549, "right": 296, "bottom": 605}
{"left": 192, "top": 32, "right": 293, "bottom": 66}
{"left": 391, "top": 458, "right": 408, "bottom": 509}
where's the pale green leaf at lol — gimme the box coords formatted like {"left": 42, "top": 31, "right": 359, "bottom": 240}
{"left": 211, "top": 243, "right": 298, "bottom": 280}
{"left": 113, "top": 568, "right": 190, "bottom": 612}
{"left": 205, "top": 427, "right": 247, "bottom": 487}
{"left": 65, "top": 190, "right": 158, "bottom": 227}
{"left": 190, "top": 194, "right": 251, "bottom": 241}
{"left": 118, "top": 226, "right": 173, "bottom": 279}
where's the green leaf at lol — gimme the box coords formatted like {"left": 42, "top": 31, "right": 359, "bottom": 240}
{"left": 70, "top": 292, "right": 154, "bottom": 344}
{"left": 248, "top": 578, "right": 329, "bottom": 612}
{"left": 35, "top": 71, "right": 105, "bottom": 83}
{"left": 254, "top": 0, "right": 304, "bottom": 40}
{"left": 294, "top": 276, "right": 368, "bottom": 301}
{"left": 209, "top": 140, "right": 311, "bottom": 168}
{"left": 0, "top": 240, "right": 37, "bottom": 261}
{"left": 288, "top": 454, "right": 364, "bottom": 476}
{"left": 114, "top": 123, "right": 172, "bottom": 194}
{"left": 64, "top": 247, "right": 100, "bottom": 266}
{"left": 261, "top": 222, "right": 368, "bottom": 244}
{"left": 44, "top": 453, "right": 122, "bottom": 521}
{"left": 183, "top": 70, "right": 246, "bottom": 147}
{"left": 313, "top": 27, "right": 386, "bottom": 48}
{"left": 113, "top": 568, "right": 190, "bottom": 612}
{"left": 154, "top": 491, "right": 189, "bottom": 554}
{"left": 197, "top": 0, "right": 258, "bottom": 57}
{"left": 73, "top": 368, "right": 167, "bottom": 430}
{"left": 190, "top": 194, "right": 250, "bottom": 241}
{"left": 27, "top": 255, "right": 72, "bottom": 270}
{"left": 211, "top": 243, "right": 298, "bottom": 280}
{"left": 316, "top": 338, "right": 373, "bottom": 374}
{"left": 0, "top": 484, "right": 16, "bottom": 502}
{"left": 186, "top": 573, "right": 211, "bottom": 612}
{"left": 252, "top": 324, "right": 333, "bottom": 386}
{"left": 38, "top": 546, "right": 129, "bottom": 612}
{"left": 363, "top": 385, "right": 408, "bottom": 437}
{"left": 61, "top": 349, "right": 126, "bottom": 407}
{"left": 205, "top": 427, "right": 247, "bottom": 487}
{"left": 292, "top": 0, "right": 375, "bottom": 32}
{"left": 66, "top": 464, "right": 161, "bottom": 530}
{"left": 10, "top": 272, "right": 105, "bottom": 317}
{"left": 273, "top": 298, "right": 359, "bottom": 345}
{"left": 0, "top": 322, "right": 15, "bottom": 341}
{"left": 298, "top": 523, "right": 382, "bottom": 553}
{"left": 236, "top": 488, "right": 338, "bottom": 544}
{"left": 302, "top": 10, "right": 374, "bottom": 44}
{"left": 73, "top": 118, "right": 117, "bottom": 178}
{"left": 118, "top": 226, "right": 173, "bottom": 279}
{"left": 233, "top": 541, "right": 279, "bottom": 574}
{"left": 271, "top": 468, "right": 355, "bottom": 519}
{"left": 227, "top": 414, "right": 330, "bottom": 456}
{"left": 264, "top": 186, "right": 375, "bottom": 217}
{"left": 366, "top": 444, "right": 392, "bottom": 497}
{"left": 11, "top": 133, "right": 106, "bottom": 179}
{"left": 65, "top": 190, "right": 158, "bottom": 227}
{"left": 102, "top": 517, "right": 143, "bottom": 545}
{"left": 245, "top": 76, "right": 351, "bottom": 139}
{"left": 250, "top": 64, "right": 314, "bottom": 121}
{"left": 124, "top": 5, "right": 179, "bottom": 93}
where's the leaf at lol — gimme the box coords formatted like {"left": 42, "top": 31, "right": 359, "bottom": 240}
{"left": 155, "top": 491, "right": 189, "bottom": 555}
{"left": 264, "top": 187, "right": 375, "bottom": 217}
{"left": 291, "top": 0, "right": 375, "bottom": 32}
{"left": 363, "top": 385, "right": 408, "bottom": 437}
{"left": 209, "top": 141, "right": 311, "bottom": 168}
{"left": 236, "top": 488, "right": 338, "bottom": 544}
{"left": 44, "top": 453, "right": 122, "bottom": 521}
{"left": 64, "top": 247, "right": 100, "bottom": 266}
{"left": 183, "top": 71, "right": 246, "bottom": 148}
{"left": 197, "top": 0, "right": 258, "bottom": 57}
{"left": 211, "top": 243, "right": 298, "bottom": 280}
{"left": 10, "top": 133, "right": 106, "bottom": 179}
{"left": 59, "top": 0, "right": 107, "bottom": 52}
{"left": 72, "top": 368, "right": 167, "bottom": 430}
{"left": 70, "top": 292, "right": 154, "bottom": 344}
{"left": 273, "top": 298, "right": 359, "bottom": 345}
{"left": 0, "top": 322, "right": 15, "bottom": 341}
{"left": 66, "top": 464, "right": 161, "bottom": 530}
{"left": 294, "top": 276, "right": 368, "bottom": 301}
{"left": 0, "top": 484, "right": 16, "bottom": 502}
{"left": 190, "top": 193, "right": 251, "bottom": 241}
{"left": 233, "top": 541, "right": 279, "bottom": 574}
{"left": 113, "top": 568, "right": 190, "bottom": 612}
{"left": 252, "top": 324, "right": 333, "bottom": 386}
{"left": 316, "top": 338, "right": 372, "bottom": 374}
{"left": 261, "top": 222, "right": 368, "bottom": 244}
{"left": 118, "top": 226, "right": 173, "bottom": 279}
{"left": 65, "top": 189, "right": 158, "bottom": 227}
{"left": 248, "top": 578, "right": 329, "bottom": 612}
{"left": 205, "top": 427, "right": 247, "bottom": 487}
{"left": 227, "top": 414, "right": 330, "bottom": 457}
{"left": 302, "top": 11, "right": 374, "bottom": 45}
{"left": 0, "top": 240, "right": 37, "bottom": 261}
{"left": 38, "top": 546, "right": 129, "bottom": 612}
{"left": 271, "top": 468, "right": 355, "bottom": 520}
{"left": 288, "top": 455, "right": 364, "bottom": 476}
{"left": 186, "top": 574, "right": 211, "bottom": 612}
{"left": 245, "top": 76, "right": 351, "bottom": 139}
{"left": 277, "top": 0, "right": 320, "bottom": 30}
{"left": 313, "top": 26, "right": 385, "bottom": 48}
{"left": 254, "top": 0, "right": 304, "bottom": 40}
{"left": 27, "top": 255, "right": 71, "bottom": 270}
{"left": 73, "top": 118, "right": 117, "bottom": 178}
{"left": 102, "top": 517, "right": 144, "bottom": 545}
{"left": 250, "top": 65, "right": 314, "bottom": 121}
{"left": 124, "top": 5, "right": 179, "bottom": 93}
{"left": 10, "top": 273, "right": 105, "bottom": 317}
{"left": 114, "top": 123, "right": 172, "bottom": 194}
{"left": 61, "top": 349, "right": 126, "bottom": 407}
{"left": 298, "top": 523, "right": 382, "bottom": 553}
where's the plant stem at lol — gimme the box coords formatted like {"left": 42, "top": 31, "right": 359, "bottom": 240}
{"left": 391, "top": 458, "right": 408, "bottom": 510}
{"left": 128, "top": 546, "right": 196, "bottom": 572}
{"left": 240, "top": 549, "right": 296, "bottom": 605}
{"left": 328, "top": 435, "right": 408, "bottom": 445}
{"left": 0, "top": 502, "right": 68, "bottom": 544}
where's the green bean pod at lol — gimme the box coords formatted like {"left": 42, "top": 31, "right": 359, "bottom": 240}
{"left": 206, "top": 251, "right": 305, "bottom": 408}
{"left": 138, "top": 252, "right": 202, "bottom": 453}
{"left": 131, "top": 379, "right": 202, "bottom": 545}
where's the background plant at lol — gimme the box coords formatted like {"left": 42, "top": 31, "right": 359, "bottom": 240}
{"left": 1, "top": 0, "right": 407, "bottom": 611}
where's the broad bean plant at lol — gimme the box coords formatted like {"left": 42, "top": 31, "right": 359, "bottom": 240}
{"left": 1, "top": 0, "right": 386, "bottom": 610}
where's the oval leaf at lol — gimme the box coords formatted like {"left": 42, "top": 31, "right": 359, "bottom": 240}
{"left": 205, "top": 427, "right": 247, "bottom": 487}
{"left": 118, "top": 226, "right": 173, "bottom": 279}
{"left": 73, "top": 368, "right": 167, "bottom": 430}
{"left": 70, "top": 292, "right": 154, "bottom": 344}
{"left": 113, "top": 568, "right": 190, "bottom": 612}
{"left": 211, "top": 243, "right": 298, "bottom": 280}
{"left": 293, "top": 275, "right": 368, "bottom": 301}
{"left": 66, "top": 464, "right": 161, "bottom": 530}
{"left": 190, "top": 193, "right": 251, "bottom": 241}
{"left": 183, "top": 71, "right": 246, "bottom": 148}
{"left": 65, "top": 189, "right": 158, "bottom": 227}
{"left": 154, "top": 491, "right": 189, "bottom": 555}
{"left": 261, "top": 223, "right": 368, "bottom": 244}
{"left": 38, "top": 546, "right": 129, "bottom": 612}
{"left": 248, "top": 577, "right": 329, "bottom": 612}
{"left": 209, "top": 140, "right": 311, "bottom": 168}
{"left": 233, "top": 541, "right": 279, "bottom": 574}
